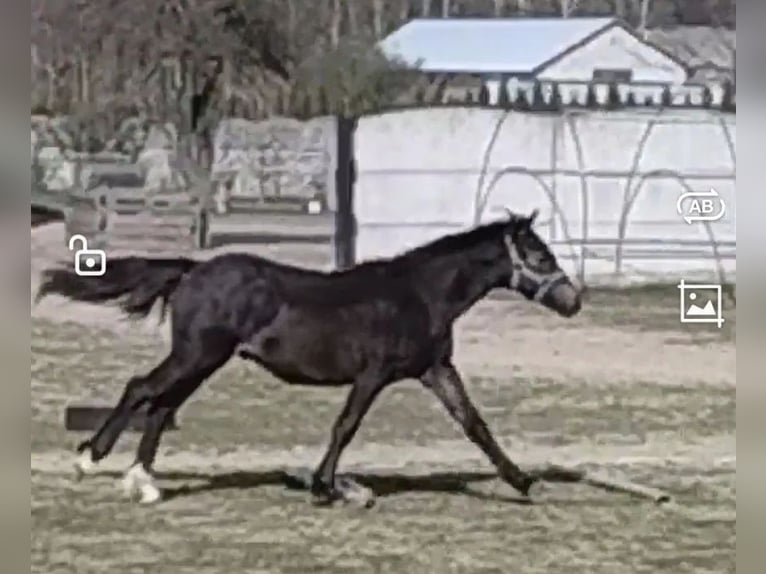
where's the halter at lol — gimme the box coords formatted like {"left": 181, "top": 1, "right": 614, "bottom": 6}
{"left": 504, "top": 236, "right": 569, "bottom": 302}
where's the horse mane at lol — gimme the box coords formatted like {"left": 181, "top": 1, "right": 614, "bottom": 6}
{"left": 262, "top": 219, "right": 514, "bottom": 306}
{"left": 334, "top": 220, "right": 509, "bottom": 278}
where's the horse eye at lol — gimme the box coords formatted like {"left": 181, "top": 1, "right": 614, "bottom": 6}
{"left": 528, "top": 251, "right": 549, "bottom": 267}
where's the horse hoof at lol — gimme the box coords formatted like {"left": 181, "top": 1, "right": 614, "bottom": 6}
{"left": 311, "top": 477, "right": 376, "bottom": 508}
{"left": 311, "top": 494, "right": 336, "bottom": 507}
{"left": 337, "top": 478, "right": 376, "bottom": 508}
{"left": 310, "top": 487, "right": 341, "bottom": 507}
{"left": 73, "top": 450, "right": 96, "bottom": 482}
{"left": 304, "top": 473, "right": 376, "bottom": 508}
{"left": 121, "top": 463, "right": 162, "bottom": 505}
{"left": 137, "top": 483, "right": 162, "bottom": 505}
{"left": 520, "top": 474, "right": 540, "bottom": 496}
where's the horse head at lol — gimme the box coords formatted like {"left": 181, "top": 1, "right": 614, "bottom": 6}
{"left": 501, "top": 208, "right": 583, "bottom": 317}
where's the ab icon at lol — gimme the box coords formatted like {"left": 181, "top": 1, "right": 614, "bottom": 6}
{"left": 676, "top": 188, "right": 726, "bottom": 224}
{"left": 69, "top": 234, "right": 107, "bottom": 277}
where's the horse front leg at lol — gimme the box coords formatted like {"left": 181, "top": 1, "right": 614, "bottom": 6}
{"left": 421, "top": 362, "right": 537, "bottom": 498}
{"left": 311, "top": 375, "right": 385, "bottom": 507}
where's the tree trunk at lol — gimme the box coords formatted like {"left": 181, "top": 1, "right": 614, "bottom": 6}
{"left": 80, "top": 53, "right": 89, "bottom": 104}
{"left": 330, "top": 0, "right": 342, "bottom": 48}
{"left": 559, "top": 0, "right": 577, "bottom": 17}
{"left": 399, "top": 0, "right": 411, "bottom": 21}
{"left": 372, "top": 0, "right": 384, "bottom": 39}
{"left": 46, "top": 64, "right": 57, "bottom": 112}
{"left": 346, "top": 0, "right": 358, "bottom": 36}
{"left": 421, "top": 0, "right": 433, "bottom": 17}
{"left": 286, "top": 0, "right": 298, "bottom": 44}
{"left": 638, "top": 0, "right": 651, "bottom": 36}
{"left": 441, "top": 0, "right": 450, "bottom": 17}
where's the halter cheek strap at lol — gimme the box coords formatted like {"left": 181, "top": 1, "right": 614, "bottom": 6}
{"left": 505, "top": 237, "right": 568, "bottom": 301}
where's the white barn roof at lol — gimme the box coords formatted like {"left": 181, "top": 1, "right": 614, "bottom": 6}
{"left": 380, "top": 17, "right": 621, "bottom": 74}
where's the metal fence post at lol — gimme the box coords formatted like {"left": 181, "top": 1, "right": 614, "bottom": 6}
{"left": 334, "top": 115, "right": 357, "bottom": 270}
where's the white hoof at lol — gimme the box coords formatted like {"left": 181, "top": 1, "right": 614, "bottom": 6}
{"left": 138, "top": 481, "right": 162, "bottom": 505}
{"left": 73, "top": 450, "right": 97, "bottom": 481}
{"left": 337, "top": 477, "right": 376, "bottom": 508}
{"left": 121, "top": 463, "right": 162, "bottom": 504}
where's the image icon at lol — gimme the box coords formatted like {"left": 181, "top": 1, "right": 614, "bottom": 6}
{"left": 677, "top": 280, "right": 724, "bottom": 328}
{"left": 69, "top": 234, "right": 107, "bottom": 277}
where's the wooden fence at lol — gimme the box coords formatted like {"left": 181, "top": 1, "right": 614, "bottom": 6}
{"left": 205, "top": 194, "right": 334, "bottom": 247}
{"left": 66, "top": 187, "right": 208, "bottom": 253}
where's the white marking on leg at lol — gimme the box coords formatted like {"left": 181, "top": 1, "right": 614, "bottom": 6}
{"left": 73, "top": 450, "right": 97, "bottom": 480}
{"left": 121, "top": 463, "right": 162, "bottom": 504}
{"left": 120, "top": 465, "right": 138, "bottom": 498}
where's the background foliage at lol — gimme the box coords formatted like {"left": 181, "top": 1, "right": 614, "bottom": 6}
{"left": 30, "top": 0, "right": 736, "bottom": 146}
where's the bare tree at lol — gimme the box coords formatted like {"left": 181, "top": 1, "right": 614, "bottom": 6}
{"left": 346, "top": 0, "right": 359, "bottom": 36}
{"left": 515, "top": 0, "right": 530, "bottom": 14}
{"left": 30, "top": 0, "right": 737, "bottom": 137}
{"left": 612, "top": 0, "right": 627, "bottom": 17}
{"left": 330, "top": 0, "right": 343, "bottom": 47}
{"left": 638, "top": 0, "right": 652, "bottom": 35}
{"left": 558, "top": 0, "right": 580, "bottom": 17}
{"left": 399, "top": 0, "right": 412, "bottom": 21}
{"left": 372, "top": 0, "right": 385, "bottom": 38}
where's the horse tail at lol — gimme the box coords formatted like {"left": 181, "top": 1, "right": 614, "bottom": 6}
{"left": 35, "top": 256, "right": 199, "bottom": 323}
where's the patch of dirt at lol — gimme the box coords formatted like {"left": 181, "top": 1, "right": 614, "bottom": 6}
{"left": 456, "top": 303, "right": 734, "bottom": 386}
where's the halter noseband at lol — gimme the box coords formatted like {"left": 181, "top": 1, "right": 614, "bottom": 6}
{"left": 505, "top": 236, "right": 569, "bottom": 301}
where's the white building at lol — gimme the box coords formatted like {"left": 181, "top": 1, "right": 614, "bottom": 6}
{"left": 381, "top": 17, "right": 689, "bottom": 94}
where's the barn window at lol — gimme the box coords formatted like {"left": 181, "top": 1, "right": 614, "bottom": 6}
{"left": 592, "top": 69, "right": 633, "bottom": 82}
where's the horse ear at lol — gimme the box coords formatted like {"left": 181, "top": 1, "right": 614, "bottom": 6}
{"left": 528, "top": 209, "right": 539, "bottom": 225}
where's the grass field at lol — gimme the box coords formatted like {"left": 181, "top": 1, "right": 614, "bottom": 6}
{"left": 31, "top": 258, "right": 736, "bottom": 574}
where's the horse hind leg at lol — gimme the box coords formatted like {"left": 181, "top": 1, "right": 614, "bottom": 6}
{"left": 120, "top": 406, "right": 174, "bottom": 504}
{"left": 120, "top": 331, "right": 237, "bottom": 504}
{"left": 73, "top": 356, "right": 180, "bottom": 480}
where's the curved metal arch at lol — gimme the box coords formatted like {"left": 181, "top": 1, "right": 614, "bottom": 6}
{"left": 615, "top": 113, "right": 664, "bottom": 273}
{"left": 616, "top": 111, "right": 736, "bottom": 274}
{"left": 562, "top": 112, "right": 592, "bottom": 281}
{"left": 473, "top": 109, "right": 513, "bottom": 225}
{"left": 619, "top": 171, "right": 731, "bottom": 289}
{"left": 717, "top": 114, "right": 737, "bottom": 166}
{"left": 481, "top": 166, "right": 582, "bottom": 279}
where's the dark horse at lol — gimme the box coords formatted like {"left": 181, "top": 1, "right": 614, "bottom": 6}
{"left": 36, "top": 209, "right": 583, "bottom": 506}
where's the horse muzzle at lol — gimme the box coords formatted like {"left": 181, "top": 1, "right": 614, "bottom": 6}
{"left": 534, "top": 274, "right": 583, "bottom": 317}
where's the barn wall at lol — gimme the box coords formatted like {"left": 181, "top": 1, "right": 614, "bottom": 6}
{"left": 353, "top": 107, "right": 735, "bottom": 285}
{"left": 537, "top": 26, "right": 687, "bottom": 84}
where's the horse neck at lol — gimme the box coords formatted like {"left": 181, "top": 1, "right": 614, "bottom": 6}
{"left": 418, "top": 245, "right": 507, "bottom": 329}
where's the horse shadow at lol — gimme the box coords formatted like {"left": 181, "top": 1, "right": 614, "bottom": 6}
{"left": 96, "top": 468, "right": 533, "bottom": 505}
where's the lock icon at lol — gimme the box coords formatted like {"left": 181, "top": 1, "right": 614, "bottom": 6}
{"left": 69, "top": 234, "right": 107, "bottom": 277}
